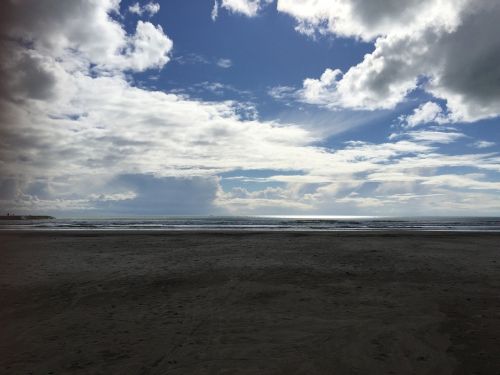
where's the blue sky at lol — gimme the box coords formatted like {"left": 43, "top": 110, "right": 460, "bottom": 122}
{"left": 0, "top": 0, "right": 499, "bottom": 216}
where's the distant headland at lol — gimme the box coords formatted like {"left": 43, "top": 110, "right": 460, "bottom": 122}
{"left": 0, "top": 214, "right": 55, "bottom": 220}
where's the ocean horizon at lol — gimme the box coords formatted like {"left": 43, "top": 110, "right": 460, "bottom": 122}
{"left": 2, "top": 215, "right": 500, "bottom": 232}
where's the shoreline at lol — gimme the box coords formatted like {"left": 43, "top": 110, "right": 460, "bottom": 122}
{"left": 2, "top": 228, "right": 500, "bottom": 234}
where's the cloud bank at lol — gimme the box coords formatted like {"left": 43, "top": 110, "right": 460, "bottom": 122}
{"left": 0, "top": 0, "right": 499, "bottom": 215}
{"left": 277, "top": 0, "right": 500, "bottom": 122}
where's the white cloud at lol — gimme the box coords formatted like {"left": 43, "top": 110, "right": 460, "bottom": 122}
{"left": 129, "top": 3, "right": 142, "bottom": 15}
{"left": 122, "top": 21, "right": 172, "bottom": 71}
{"left": 0, "top": 0, "right": 172, "bottom": 74}
{"left": 173, "top": 53, "right": 210, "bottom": 66}
{"left": 420, "top": 174, "right": 500, "bottom": 191}
{"left": 128, "top": 2, "right": 160, "bottom": 17}
{"left": 335, "top": 193, "right": 385, "bottom": 208}
{"left": 277, "top": 0, "right": 463, "bottom": 41}
{"left": 173, "top": 54, "right": 236, "bottom": 71}
{"left": 267, "top": 85, "right": 297, "bottom": 103}
{"left": 184, "top": 81, "right": 252, "bottom": 99}
{"left": 400, "top": 102, "right": 449, "bottom": 128}
{"left": 144, "top": 2, "right": 160, "bottom": 15}
{"left": 472, "top": 140, "right": 496, "bottom": 149}
{"left": 220, "top": 0, "right": 272, "bottom": 17}
{"left": 404, "top": 130, "right": 465, "bottom": 144}
{"left": 217, "top": 186, "right": 312, "bottom": 213}
{"left": 216, "top": 58, "right": 233, "bottom": 68}
{"left": 278, "top": 0, "right": 500, "bottom": 123}
{"left": 211, "top": 0, "right": 219, "bottom": 21}
{"left": 1, "top": 0, "right": 499, "bottom": 215}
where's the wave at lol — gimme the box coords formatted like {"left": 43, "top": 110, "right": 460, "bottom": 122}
{"left": 1, "top": 216, "right": 499, "bottom": 232}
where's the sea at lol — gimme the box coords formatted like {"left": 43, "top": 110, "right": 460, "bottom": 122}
{"left": 1, "top": 216, "right": 500, "bottom": 232}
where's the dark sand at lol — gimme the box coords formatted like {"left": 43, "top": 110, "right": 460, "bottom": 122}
{"left": 1, "top": 231, "right": 499, "bottom": 374}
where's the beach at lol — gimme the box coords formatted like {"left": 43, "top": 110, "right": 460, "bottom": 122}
{"left": 1, "top": 231, "right": 499, "bottom": 374}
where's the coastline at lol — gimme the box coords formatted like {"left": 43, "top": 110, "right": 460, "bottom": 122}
{"left": 2, "top": 228, "right": 500, "bottom": 235}
{"left": 1, "top": 216, "right": 499, "bottom": 233}
{"left": 1, "top": 231, "right": 500, "bottom": 374}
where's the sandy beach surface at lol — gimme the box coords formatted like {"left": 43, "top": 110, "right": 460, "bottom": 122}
{"left": 1, "top": 231, "right": 499, "bottom": 374}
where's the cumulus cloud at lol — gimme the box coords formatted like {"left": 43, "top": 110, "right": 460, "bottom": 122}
{"left": 0, "top": 0, "right": 331, "bottom": 213}
{"left": 216, "top": 58, "right": 233, "bottom": 68}
{"left": 125, "top": 21, "right": 172, "bottom": 71}
{"left": 277, "top": 0, "right": 500, "bottom": 123}
{"left": 0, "top": 0, "right": 499, "bottom": 215}
{"left": 0, "top": 0, "right": 172, "bottom": 74}
{"left": 129, "top": 2, "right": 160, "bottom": 17}
{"left": 277, "top": 0, "right": 463, "bottom": 41}
{"left": 399, "top": 102, "right": 450, "bottom": 128}
{"left": 220, "top": 0, "right": 272, "bottom": 17}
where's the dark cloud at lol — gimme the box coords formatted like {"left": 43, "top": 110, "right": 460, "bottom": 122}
{"left": 285, "top": 0, "right": 500, "bottom": 121}
{"left": 0, "top": 178, "right": 19, "bottom": 200}
{"left": 350, "top": 0, "right": 424, "bottom": 30}
{"left": 1, "top": 46, "right": 59, "bottom": 102}
{"left": 429, "top": 3, "right": 500, "bottom": 115}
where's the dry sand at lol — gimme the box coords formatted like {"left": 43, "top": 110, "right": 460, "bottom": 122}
{"left": 1, "top": 231, "right": 499, "bottom": 374}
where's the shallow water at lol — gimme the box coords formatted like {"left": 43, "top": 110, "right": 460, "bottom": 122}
{"left": 1, "top": 216, "right": 500, "bottom": 231}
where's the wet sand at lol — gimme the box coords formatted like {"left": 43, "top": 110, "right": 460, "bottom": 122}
{"left": 1, "top": 231, "right": 499, "bottom": 374}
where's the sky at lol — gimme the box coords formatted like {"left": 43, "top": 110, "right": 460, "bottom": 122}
{"left": 0, "top": 0, "right": 499, "bottom": 217}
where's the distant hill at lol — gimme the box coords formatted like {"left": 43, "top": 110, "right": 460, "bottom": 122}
{"left": 0, "top": 215, "right": 55, "bottom": 220}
